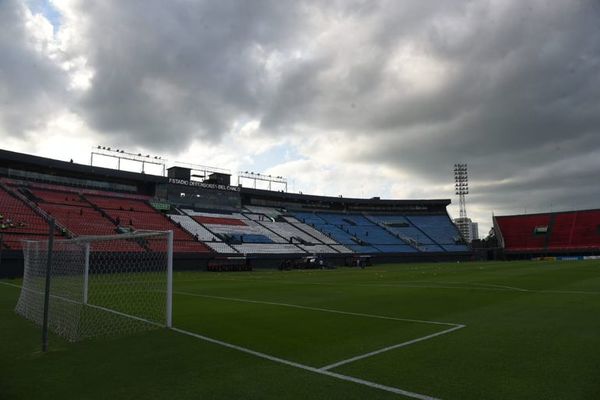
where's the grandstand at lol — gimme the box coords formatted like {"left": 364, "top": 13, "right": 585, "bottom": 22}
{"left": 494, "top": 210, "right": 600, "bottom": 258}
{"left": 0, "top": 148, "right": 470, "bottom": 277}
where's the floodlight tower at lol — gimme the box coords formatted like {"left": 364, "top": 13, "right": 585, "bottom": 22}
{"left": 454, "top": 163, "right": 471, "bottom": 241}
{"left": 454, "top": 163, "right": 469, "bottom": 219}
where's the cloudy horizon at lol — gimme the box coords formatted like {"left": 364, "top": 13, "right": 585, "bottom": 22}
{"left": 2, "top": 0, "right": 600, "bottom": 236}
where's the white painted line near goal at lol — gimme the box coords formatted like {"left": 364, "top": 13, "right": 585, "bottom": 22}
{"left": 0, "top": 281, "right": 83, "bottom": 306}
{"left": 319, "top": 324, "right": 465, "bottom": 371}
{"left": 174, "top": 291, "right": 460, "bottom": 327}
{"left": 171, "top": 326, "right": 441, "bottom": 400}
{"left": 205, "top": 278, "right": 600, "bottom": 295}
{"left": 0, "top": 281, "right": 165, "bottom": 327}
{"left": 86, "top": 303, "right": 165, "bottom": 328}
{"left": 0, "top": 281, "right": 22, "bottom": 289}
{"left": 401, "top": 280, "right": 530, "bottom": 292}
{"left": 0, "top": 281, "right": 442, "bottom": 399}
{"left": 1, "top": 281, "right": 449, "bottom": 398}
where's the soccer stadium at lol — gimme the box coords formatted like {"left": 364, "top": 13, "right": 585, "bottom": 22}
{"left": 2, "top": 1, "right": 600, "bottom": 399}
{"left": 1, "top": 148, "right": 599, "bottom": 400}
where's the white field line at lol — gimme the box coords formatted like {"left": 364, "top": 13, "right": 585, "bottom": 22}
{"left": 86, "top": 302, "right": 165, "bottom": 327}
{"left": 175, "top": 291, "right": 465, "bottom": 374}
{"left": 0, "top": 281, "right": 83, "bottom": 306}
{"left": 1, "top": 281, "right": 441, "bottom": 399}
{"left": 0, "top": 281, "right": 164, "bottom": 326}
{"left": 178, "top": 276, "right": 600, "bottom": 295}
{"left": 319, "top": 324, "right": 465, "bottom": 371}
{"left": 368, "top": 283, "right": 600, "bottom": 295}
{"left": 0, "top": 281, "right": 22, "bottom": 289}
{"left": 174, "top": 291, "right": 460, "bottom": 327}
{"left": 172, "top": 326, "right": 441, "bottom": 400}
{"left": 401, "top": 280, "right": 530, "bottom": 292}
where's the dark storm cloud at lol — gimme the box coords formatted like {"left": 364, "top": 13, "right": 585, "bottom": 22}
{"left": 2, "top": 0, "right": 599, "bottom": 218}
{"left": 67, "top": 0, "right": 313, "bottom": 149}
{"left": 0, "top": 0, "right": 69, "bottom": 135}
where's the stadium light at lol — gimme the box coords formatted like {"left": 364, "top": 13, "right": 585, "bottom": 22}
{"left": 454, "top": 163, "right": 470, "bottom": 241}
{"left": 237, "top": 171, "right": 288, "bottom": 192}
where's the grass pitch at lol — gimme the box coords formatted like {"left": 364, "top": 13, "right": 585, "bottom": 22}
{"left": 2, "top": 260, "right": 600, "bottom": 399}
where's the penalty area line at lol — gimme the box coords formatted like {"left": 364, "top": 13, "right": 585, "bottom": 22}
{"left": 319, "top": 324, "right": 465, "bottom": 371}
{"left": 2, "top": 280, "right": 443, "bottom": 398}
{"left": 174, "top": 290, "right": 460, "bottom": 327}
{"left": 0, "top": 281, "right": 22, "bottom": 289}
{"left": 171, "top": 326, "right": 441, "bottom": 400}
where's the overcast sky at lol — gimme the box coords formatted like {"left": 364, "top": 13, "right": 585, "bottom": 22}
{"left": 2, "top": 0, "right": 600, "bottom": 235}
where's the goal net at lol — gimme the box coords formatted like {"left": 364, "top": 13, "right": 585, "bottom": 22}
{"left": 15, "top": 231, "right": 173, "bottom": 341}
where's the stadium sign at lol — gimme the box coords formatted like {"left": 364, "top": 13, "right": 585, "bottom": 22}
{"left": 168, "top": 178, "right": 240, "bottom": 192}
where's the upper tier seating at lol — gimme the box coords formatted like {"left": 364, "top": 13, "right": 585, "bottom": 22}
{"left": 284, "top": 216, "right": 338, "bottom": 245}
{"left": 406, "top": 215, "right": 462, "bottom": 245}
{"left": 569, "top": 210, "right": 600, "bottom": 248}
{"left": 292, "top": 211, "right": 428, "bottom": 253}
{"left": 244, "top": 206, "right": 283, "bottom": 218}
{"left": 487, "top": 210, "right": 600, "bottom": 253}
{"left": 179, "top": 208, "right": 350, "bottom": 254}
{"left": 187, "top": 211, "right": 287, "bottom": 244}
{"left": 255, "top": 219, "right": 325, "bottom": 244}
{"left": 169, "top": 215, "right": 217, "bottom": 241}
{"left": 0, "top": 186, "right": 61, "bottom": 250}
{"left": 495, "top": 214, "right": 551, "bottom": 251}
{"left": 193, "top": 216, "right": 247, "bottom": 226}
{"left": 546, "top": 213, "right": 575, "bottom": 249}
{"left": 168, "top": 214, "right": 236, "bottom": 253}
{"left": 30, "top": 189, "right": 90, "bottom": 208}
{"left": 367, "top": 215, "right": 435, "bottom": 246}
{"left": 84, "top": 195, "right": 156, "bottom": 213}
{"left": 31, "top": 189, "right": 143, "bottom": 252}
{"left": 84, "top": 197, "right": 210, "bottom": 253}
{"left": 41, "top": 203, "right": 118, "bottom": 236}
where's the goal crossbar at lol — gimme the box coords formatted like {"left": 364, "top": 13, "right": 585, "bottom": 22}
{"left": 15, "top": 230, "right": 173, "bottom": 343}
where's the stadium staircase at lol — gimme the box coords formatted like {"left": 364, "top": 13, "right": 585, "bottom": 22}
{"left": 0, "top": 184, "right": 64, "bottom": 250}
{"left": 83, "top": 195, "right": 211, "bottom": 254}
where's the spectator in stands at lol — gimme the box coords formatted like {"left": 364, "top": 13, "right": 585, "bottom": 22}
{"left": 116, "top": 216, "right": 121, "bottom": 225}
{"left": 129, "top": 218, "right": 133, "bottom": 226}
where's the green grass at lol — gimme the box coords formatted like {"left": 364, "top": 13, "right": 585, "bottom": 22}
{"left": 2, "top": 260, "right": 600, "bottom": 399}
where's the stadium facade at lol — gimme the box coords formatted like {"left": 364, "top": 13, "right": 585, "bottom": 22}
{"left": 0, "top": 149, "right": 471, "bottom": 277}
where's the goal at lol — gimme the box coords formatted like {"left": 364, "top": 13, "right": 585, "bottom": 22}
{"left": 15, "top": 231, "right": 173, "bottom": 342}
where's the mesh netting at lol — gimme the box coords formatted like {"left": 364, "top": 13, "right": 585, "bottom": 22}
{"left": 15, "top": 231, "right": 171, "bottom": 341}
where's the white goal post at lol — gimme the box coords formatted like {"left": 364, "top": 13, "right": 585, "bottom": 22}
{"left": 15, "top": 230, "right": 173, "bottom": 342}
